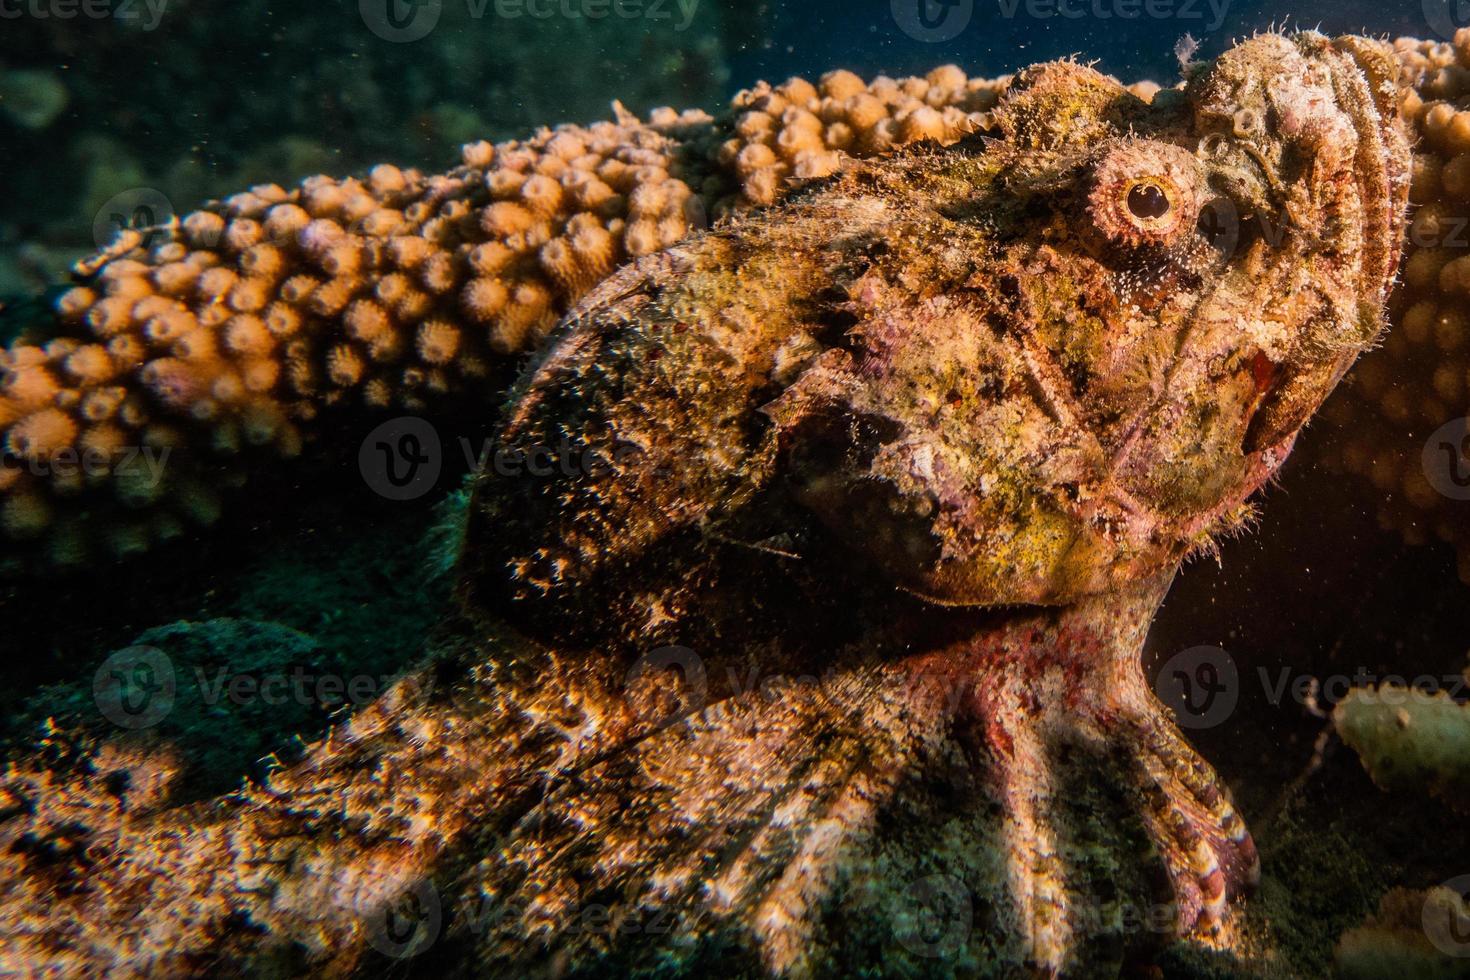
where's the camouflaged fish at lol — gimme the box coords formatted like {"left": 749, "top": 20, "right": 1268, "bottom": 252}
{"left": 0, "top": 31, "right": 1408, "bottom": 979}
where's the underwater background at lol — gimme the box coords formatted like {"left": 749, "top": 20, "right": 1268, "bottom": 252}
{"left": 0, "top": 0, "right": 1451, "bottom": 295}
{"left": 2, "top": 1, "right": 1470, "bottom": 976}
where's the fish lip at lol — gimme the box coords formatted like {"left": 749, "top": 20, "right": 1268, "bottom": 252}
{"left": 1239, "top": 350, "right": 1292, "bottom": 456}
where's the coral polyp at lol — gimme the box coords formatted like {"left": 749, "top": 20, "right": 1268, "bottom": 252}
{"left": 0, "top": 66, "right": 1006, "bottom": 570}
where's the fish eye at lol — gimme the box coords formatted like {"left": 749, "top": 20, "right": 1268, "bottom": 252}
{"left": 1126, "top": 181, "right": 1172, "bottom": 221}
{"left": 1086, "top": 141, "right": 1201, "bottom": 249}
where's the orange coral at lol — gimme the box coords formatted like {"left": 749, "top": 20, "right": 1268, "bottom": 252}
{"left": 3, "top": 66, "right": 1020, "bottom": 568}
{"left": 1320, "top": 32, "right": 1470, "bottom": 580}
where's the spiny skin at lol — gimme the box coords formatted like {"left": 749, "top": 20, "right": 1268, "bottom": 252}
{"left": 461, "top": 31, "right": 1407, "bottom": 972}
{"left": 0, "top": 32, "right": 1409, "bottom": 980}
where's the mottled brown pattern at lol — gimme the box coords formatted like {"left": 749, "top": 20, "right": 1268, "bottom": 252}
{"left": 0, "top": 31, "right": 1409, "bottom": 978}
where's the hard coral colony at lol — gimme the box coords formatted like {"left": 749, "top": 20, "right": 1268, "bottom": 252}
{"left": 13, "top": 35, "right": 1466, "bottom": 581}
{"left": 0, "top": 29, "right": 1419, "bottom": 978}
{"left": 0, "top": 66, "right": 1006, "bottom": 568}
{"left": 1326, "top": 30, "right": 1470, "bottom": 582}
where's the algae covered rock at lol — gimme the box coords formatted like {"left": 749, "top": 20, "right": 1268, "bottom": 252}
{"left": 1334, "top": 683, "right": 1470, "bottom": 811}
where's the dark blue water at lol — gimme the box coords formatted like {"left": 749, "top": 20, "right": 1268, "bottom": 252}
{"left": 736, "top": 0, "right": 1447, "bottom": 87}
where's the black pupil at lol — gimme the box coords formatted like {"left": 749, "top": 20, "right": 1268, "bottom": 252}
{"left": 1127, "top": 183, "right": 1170, "bottom": 220}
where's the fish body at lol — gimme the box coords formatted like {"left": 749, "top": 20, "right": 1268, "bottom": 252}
{"left": 0, "top": 31, "right": 1410, "bottom": 979}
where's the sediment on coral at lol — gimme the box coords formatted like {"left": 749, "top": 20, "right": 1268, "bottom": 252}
{"left": 0, "top": 65, "right": 1010, "bottom": 570}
